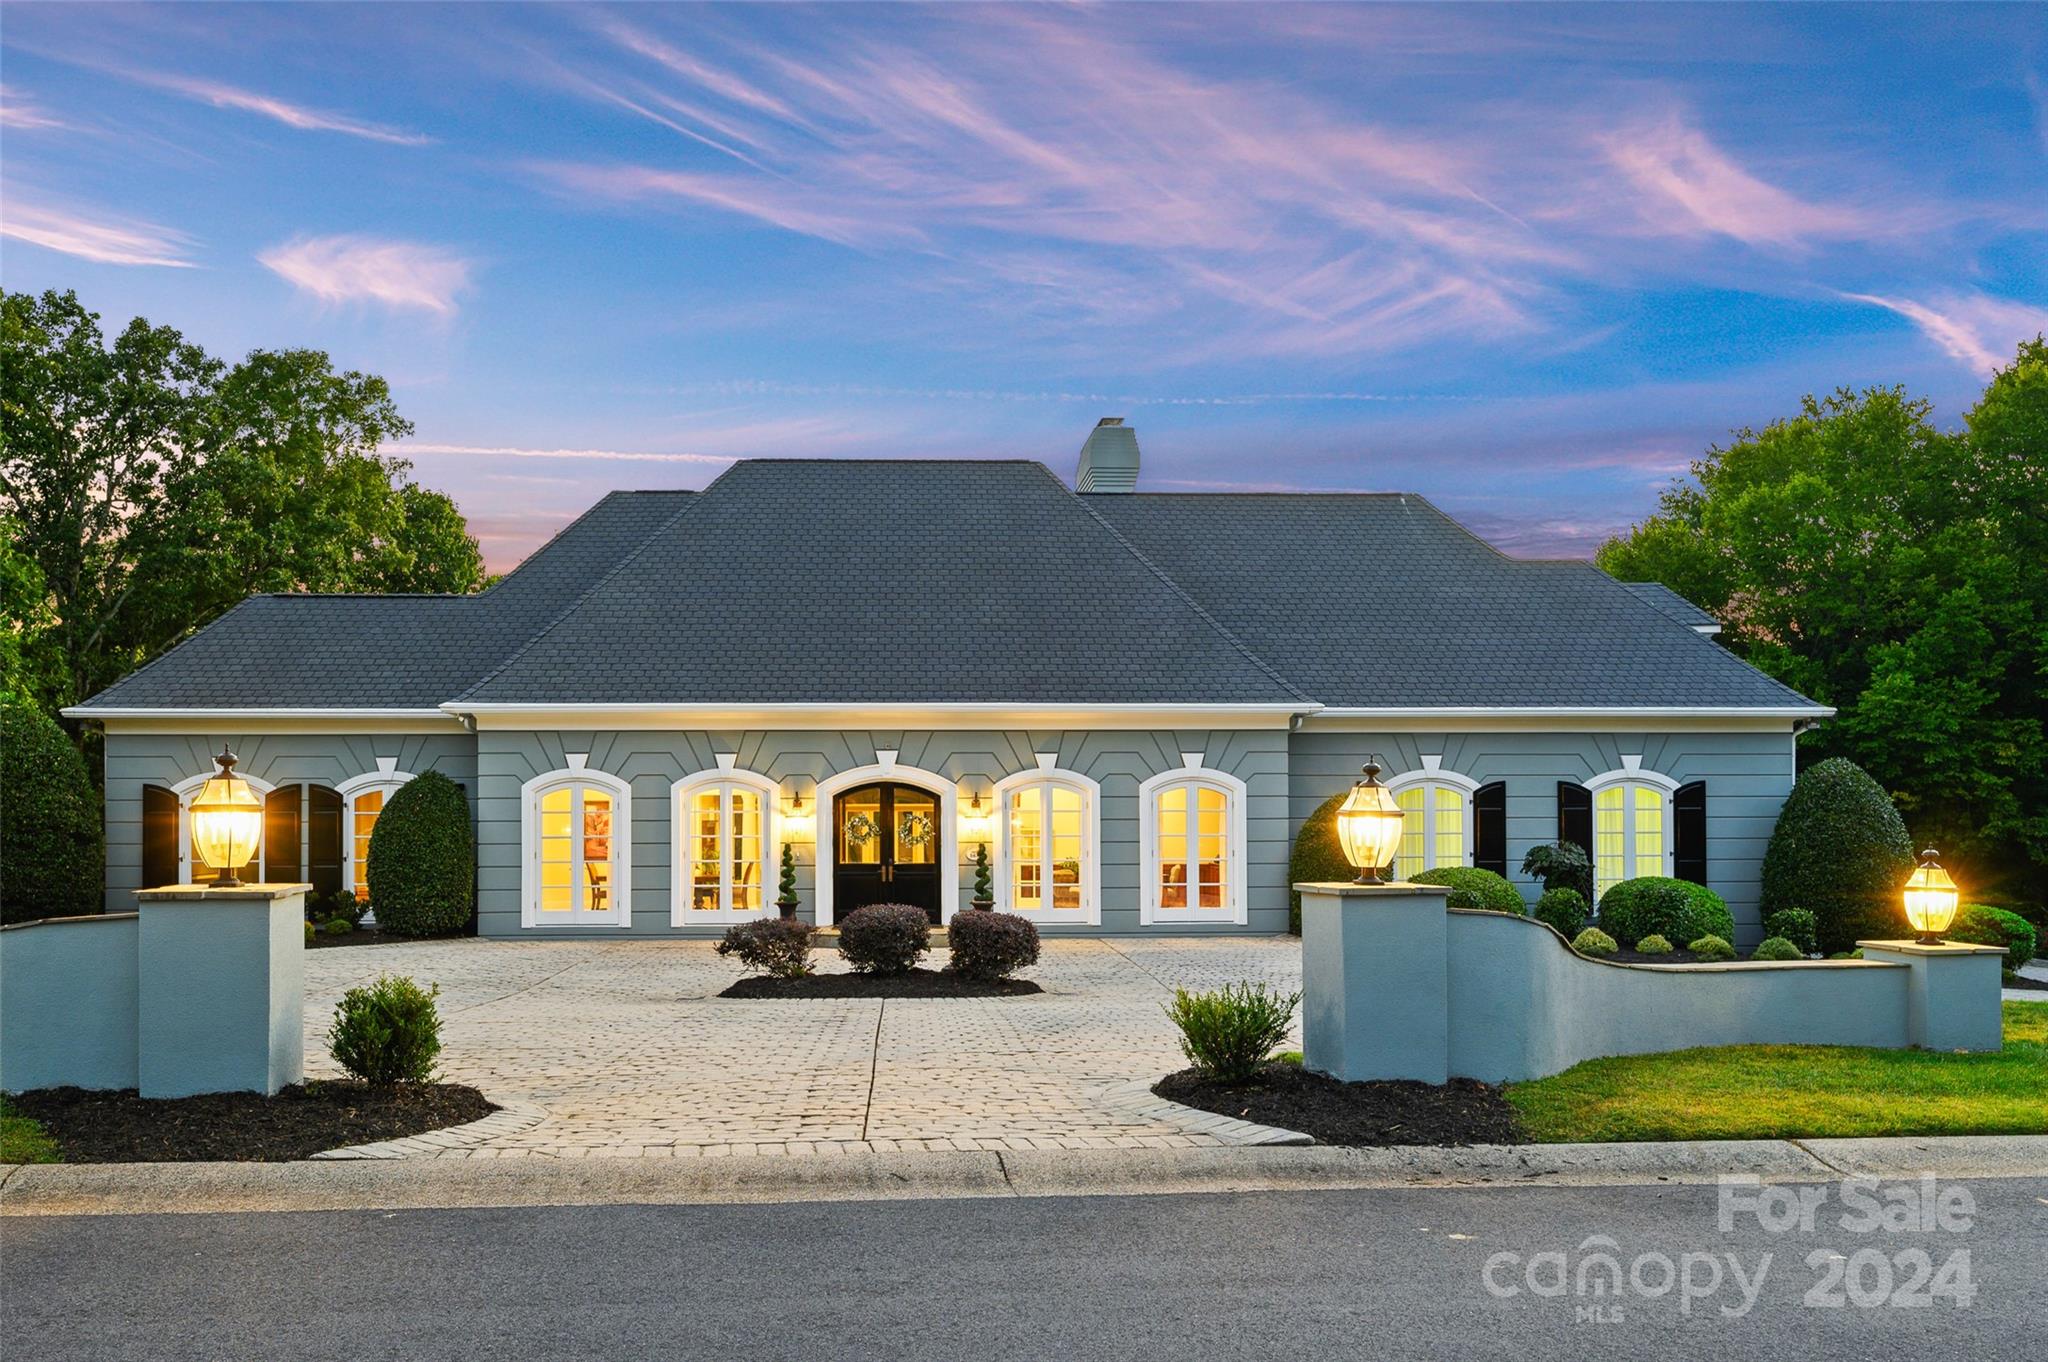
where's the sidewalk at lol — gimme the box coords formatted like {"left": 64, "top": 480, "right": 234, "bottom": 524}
{"left": 6, "top": 1134, "right": 2044, "bottom": 1218}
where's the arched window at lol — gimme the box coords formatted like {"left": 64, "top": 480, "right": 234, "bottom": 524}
{"left": 671, "top": 768, "right": 777, "bottom": 925}
{"left": 994, "top": 762, "right": 1100, "bottom": 925}
{"left": 1386, "top": 761, "right": 1480, "bottom": 879}
{"left": 1139, "top": 764, "right": 1248, "bottom": 925}
{"left": 337, "top": 765, "right": 417, "bottom": 902}
{"left": 522, "top": 764, "right": 631, "bottom": 927}
{"left": 1585, "top": 763, "right": 1679, "bottom": 902}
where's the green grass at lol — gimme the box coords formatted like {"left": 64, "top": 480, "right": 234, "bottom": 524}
{"left": 0, "top": 1095, "right": 61, "bottom": 1164}
{"left": 1506, "top": 1002, "right": 2048, "bottom": 1143}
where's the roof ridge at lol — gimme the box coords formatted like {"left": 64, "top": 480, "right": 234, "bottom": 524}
{"left": 480, "top": 489, "right": 691, "bottom": 598}
{"left": 1047, "top": 465, "right": 1316, "bottom": 706}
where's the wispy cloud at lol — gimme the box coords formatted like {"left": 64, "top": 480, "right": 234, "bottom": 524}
{"left": 1601, "top": 115, "right": 1873, "bottom": 247}
{"left": 259, "top": 235, "right": 472, "bottom": 315}
{"left": 1842, "top": 291, "right": 2048, "bottom": 374}
{"left": 395, "top": 443, "right": 732, "bottom": 464}
{"left": 127, "top": 69, "right": 429, "bottom": 145}
{"left": 0, "top": 194, "right": 195, "bottom": 266}
{"left": 0, "top": 84, "right": 69, "bottom": 130}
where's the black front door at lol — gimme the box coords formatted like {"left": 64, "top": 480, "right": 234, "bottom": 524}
{"left": 833, "top": 783, "right": 943, "bottom": 924}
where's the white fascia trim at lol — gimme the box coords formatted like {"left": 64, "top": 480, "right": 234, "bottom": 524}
{"left": 66, "top": 707, "right": 454, "bottom": 721}
{"left": 1311, "top": 706, "right": 1832, "bottom": 719}
{"left": 445, "top": 702, "right": 1314, "bottom": 731}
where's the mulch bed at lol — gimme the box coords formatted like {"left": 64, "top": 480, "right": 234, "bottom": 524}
{"left": 9, "top": 1082, "right": 494, "bottom": 1162}
{"left": 1154, "top": 1062, "right": 1527, "bottom": 1147}
{"left": 720, "top": 968, "right": 1042, "bottom": 999}
{"left": 305, "top": 926, "right": 402, "bottom": 949}
{"left": 2004, "top": 972, "right": 2048, "bottom": 992}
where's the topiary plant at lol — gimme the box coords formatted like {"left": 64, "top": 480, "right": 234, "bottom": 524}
{"left": 0, "top": 702, "right": 104, "bottom": 923}
{"left": 946, "top": 909, "right": 1039, "bottom": 981}
{"left": 774, "top": 842, "right": 799, "bottom": 919}
{"left": 364, "top": 771, "right": 475, "bottom": 938}
{"left": 1948, "top": 904, "right": 2038, "bottom": 974}
{"left": 1572, "top": 927, "right": 1619, "bottom": 957}
{"left": 1596, "top": 877, "right": 1734, "bottom": 949}
{"left": 1286, "top": 791, "right": 1353, "bottom": 934}
{"left": 1411, "top": 866, "right": 1524, "bottom": 914}
{"left": 1760, "top": 758, "right": 1914, "bottom": 954}
{"left": 970, "top": 841, "right": 995, "bottom": 910}
{"left": 1763, "top": 907, "right": 1820, "bottom": 956}
{"left": 1533, "top": 887, "right": 1589, "bottom": 939}
{"left": 1521, "top": 841, "right": 1594, "bottom": 904}
{"left": 1751, "top": 936, "right": 1803, "bottom": 962}
{"left": 1636, "top": 933, "right": 1674, "bottom": 955}
{"left": 836, "top": 903, "right": 931, "bottom": 974}
{"left": 327, "top": 975, "right": 443, "bottom": 1083}
{"left": 1688, "top": 935, "right": 1737, "bottom": 962}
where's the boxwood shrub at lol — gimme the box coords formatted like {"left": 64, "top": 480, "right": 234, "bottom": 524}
{"left": 1596, "top": 877, "right": 1734, "bottom": 950}
{"left": 1163, "top": 981, "right": 1299, "bottom": 1083}
{"left": 1571, "top": 927, "right": 1618, "bottom": 958}
{"left": 0, "top": 703, "right": 104, "bottom": 924}
{"left": 837, "top": 903, "right": 930, "bottom": 974}
{"left": 1286, "top": 791, "right": 1353, "bottom": 934}
{"left": 1760, "top": 758, "right": 1914, "bottom": 954}
{"left": 1411, "top": 866, "right": 1524, "bottom": 914}
{"left": 1533, "top": 887, "right": 1589, "bottom": 939}
{"left": 1688, "top": 934, "right": 1737, "bottom": 962}
{"left": 1762, "top": 908, "right": 1820, "bottom": 957}
{"left": 1635, "top": 933, "right": 1673, "bottom": 955}
{"left": 365, "top": 771, "right": 475, "bottom": 938}
{"left": 1751, "top": 936, "right": 1803, "bottom": 962}
{"left": 946, "top": 909, "right": 1040, "bottom": 981}
{"left": 1948, "top": 904, "right": 2038, "bottom": 974}
{"left": 327, "top": 975, "right": 442, "bottom": 1084}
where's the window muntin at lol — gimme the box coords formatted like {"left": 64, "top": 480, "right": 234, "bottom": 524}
{"left": 678, "top": 780, "right": 768, "bottom": 920}
{"left": 1002, "top": 777, "right": 1093, "bottom": 919}
{"left": 1389, "top": 777, "right": 1471, "bottom": 878}
{"left": 528, "top": 777, "right": 623, "bottom": 925}
{"left": 350, "top": 789, "right": 384, "bottom": 900}
{"left": 1592, "top": 780, "right": 1669, "bottom": 901}
{"left": 1155, "top": 781, "right": 1229, "bottom": 912}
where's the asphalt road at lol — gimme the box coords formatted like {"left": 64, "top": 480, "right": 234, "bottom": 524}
{"left": 5, "top": 1178, "right": 2043, "bottom": 1361}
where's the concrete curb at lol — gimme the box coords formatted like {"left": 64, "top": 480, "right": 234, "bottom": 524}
{"left": 4, "top": 1135, "right": 2043, "bottom": 1217}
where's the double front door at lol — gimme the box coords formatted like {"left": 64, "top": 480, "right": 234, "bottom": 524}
{"left": 833, "top": 783, "right": 943, "bottom": 924}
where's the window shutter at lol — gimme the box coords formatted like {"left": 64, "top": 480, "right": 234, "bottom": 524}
{"left": 142, "top": 785, "right": 178, "bottom": 888}
{"left": 264, "top": 785, "right": 302, "bottom": 883}
{"left": 1473, "top": 782, "right": 1507, "bottom": 876}
{"left": 309, "top": 785, "right": 344, "bottom": 899}
{"left": 1557, "top": 782, "right": 1592, "bottom": 862}
{"left": 1674, "top": 781, "right": 1708, "bottom": 886}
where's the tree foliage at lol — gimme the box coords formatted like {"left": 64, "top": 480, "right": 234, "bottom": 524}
{"left": 1598, "top": 339, "right": 2048, "bottom": 899}
{"left": 1, "top": 289, "right": 485, "bottom": 717}
{"left": 0, "top": 701, "right": 104, "bottom": 923}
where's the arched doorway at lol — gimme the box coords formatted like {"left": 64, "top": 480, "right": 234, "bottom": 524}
{"left": 832, "top": 782, "right": 944, "bottom": 924}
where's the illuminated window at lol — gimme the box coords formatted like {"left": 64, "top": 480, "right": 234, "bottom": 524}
{"left": 1587, "top": 773, "right": 1674, "bottom": 902}
{"left": 337, "top": 771, "right": 416, "bottom": 904}
{"left": 998, "top": 770, "right": 1098, "bottom": 922}
{"left": 1140, "top": 767, "right": 1247, "bottom": 924}
{"left": 523, "top": 768, "right": 631, "bottom": 927}
{"left": 672, "top": 771, "right": 775, "bottom": 924}
{"left": 1387, "top": 768, "right": 1475, "bottom": 879}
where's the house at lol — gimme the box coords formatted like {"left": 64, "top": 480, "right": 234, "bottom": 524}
{"left": 66, "top": 420, "right": 1831, "bottom": 939}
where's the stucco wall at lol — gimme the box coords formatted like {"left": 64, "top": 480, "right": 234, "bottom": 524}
{"left": 1289, "top": 729, "right": 1797, "bottom": 940}
{"left": 0, "top": 914, "right": 140, "bottom": 1092}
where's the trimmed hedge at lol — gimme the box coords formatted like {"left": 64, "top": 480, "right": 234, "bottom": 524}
{"left": 1572, "top": 927, "right": 1618, "bottom": 957}
{"left": 1286, "top": 791, "right": 1353, "bottom": 934}
{"left": 837, "top": 903, "right": 930, "bottom": 974}
{"left": 364, "top": 771, "right": 474, "bottom": 938}
{"left": 947, "top": 909, "right": 1040, "bottom": 981}
{"left": 0, "top": 703, "right": 104, "bottom": 924}
{"left": 1688, "top": 935, "right": 1737, "bottom": 962}
{"left": 1948, "top": 904, "right": 2038, "bottom": 973}
{"left": 1762, "top": 908, "right": 1820, "bottom": 957}
{"left": 1411, "top": 866, "right": 1524, "bottom": 914}
{"left": 1636, "top": 934, "right": 1673, "bottom": 955}
{"left": 327, "top": 975, "right": 442, "bottom": 1084}
{"left": 1533, "top": 887, "right": 1589, "bottom": 939}
{"left": 1760, "top": 758, "right": 1914, "bottom": 954}
{"left": 1752, "top": 936, "right": 1803, "bottom": 962}
{"left": 1595, "top": 876, "right": 1734, "bottom": 950}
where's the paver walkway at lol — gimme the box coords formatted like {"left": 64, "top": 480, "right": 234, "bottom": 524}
{"left": 303, "top": 937, "right": 1303, "bottom": 1158}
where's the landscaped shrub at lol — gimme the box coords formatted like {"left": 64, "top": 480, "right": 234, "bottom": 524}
{"left": 1286, "top": 791, "right": 1352, "bottom": 934}
{"left": 1521, "top": 841, "right": 1594, "bottom": 905}
{"left": 1826, "top": 948, "right": 1865, "bottom": 960}
{"left": 1760, "top": 758, "right": 1914, "bottom": 954}
{"left": 1752, "top": 936, "right": 1803, "bottom": 962}
{"left": 1163, "top": 982, "right": 1300, "bottom": 1083}
{"left": 320, "top": 917, "right": 352, "bottom": 935}
{"left": 1636, "top": 934, "right": 1673, "bottom": 955}
{"left": 1596, "top": 877, "right": 1734, "bottom": 949}
{"left": 0, "top": 702, "right": 104, "bottom": 924}
{"left": 836, "top": 903, "right": 930, "bottom": 974}
{"left": 1411, "top": 866, "right": 1524, "bottom": 914}
{"left": 1534, "top": 887, "right": 1589, "bottom": 939}
{"left": 946, "top": 909, "right": 1040, "bottom": 981}
{"left": 1948, "top": 904, "right": 2038, "bottom": 974}
{"left": 774, "top": 843, "right": 799, "bottom": 918}
{"left": 717, "top": 918, "right": 816, "bottom": 978}
{"left": 327, "top": 976, "right": 443, "bottom": 1084}
{"left": 1687, "top": 935, "right": 1737, "bottom": 962}
{"left": 304, "top": 920, "right": 316, "bottom": 946}
{"left": 304, "top": 888, "right": 366, "bottom": 928}
{"left": 1763, "top": 908, "right": 1820, "bottom": 957}
{"left": 364, "top": 771, "right": 474, "bottom": 938}
{"left": 1572, "top": 927, "right": 1618, "bottom": 958}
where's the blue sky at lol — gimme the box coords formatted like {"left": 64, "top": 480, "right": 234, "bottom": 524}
{"left": 4, "top": 3, "right": 2044, "bottom": 570}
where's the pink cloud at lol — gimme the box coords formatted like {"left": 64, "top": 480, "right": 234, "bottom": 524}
{"left": 1842, "top": 291, "right": 2048, "bottom": 374}
{"left": 259, "top": 235, "right": 472, "bottom": 315}
{"left": 131, "top": 70, "right": 429, "bottom": 145}
{"left": 1601, "top": 116, "right": 1873, "bottom": 247}
{"left": 0, "top": 193, "right": 195, "bottom": 266}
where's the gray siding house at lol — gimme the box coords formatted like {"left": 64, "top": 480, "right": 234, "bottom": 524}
{"left": 68, "top": 422, "right": 1829, "bottom": 941}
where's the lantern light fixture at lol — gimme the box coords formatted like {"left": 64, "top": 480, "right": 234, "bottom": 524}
{"left": 1901, "top": 847, "right": 1960, "bottom": 945}
{"left": 781, "top": 785, "right": 816, "bottom": 843}
{"left": 1335, "top": 758, "right": 1407, "bottom": 884}
{"left": 187, "top": 746, "right": 264, "bottom": 887}
{"left": 960, "top": 789, "right": 996, "bottom": 846}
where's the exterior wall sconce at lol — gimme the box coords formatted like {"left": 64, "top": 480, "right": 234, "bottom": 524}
{"left": 1335, "top": 758, "right": 1406, "bottom": 884}
{"left": 781, "top": 786, "right": 817, "bottom": 843}
{"left": 959, "top": 788, "right": 996, "bottom": 847}
{"left": 1902, "top": 847, "right": 1960, "bottom": 944}
{"left": 188, "top": 746, "right": 265, "bottom": 887}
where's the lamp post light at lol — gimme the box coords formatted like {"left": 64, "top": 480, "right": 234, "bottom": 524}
{"left": 187, "top": 746, "right": 264, "bottom": 887}
{"left": 1335, "top": 758, "right": 1407, "bottom": 884}
{"left": 1901, "top": 847, "right": 1960, "bottom": 945}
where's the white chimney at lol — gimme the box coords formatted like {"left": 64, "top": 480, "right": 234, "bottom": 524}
{"left": 1075, "top": 417, "right": 1139, "bottom": 492}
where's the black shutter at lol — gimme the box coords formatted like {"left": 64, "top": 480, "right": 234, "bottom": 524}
{"left": 1674, "top": 781, "right": 1707, "bottom": 886}
{"left": 265, "top": 785, "right": 302, "bottom": 883}
{"left": 1557, "top": 782, "right": 1593, "bottom": 862}
{"left": 1473, "top": 782, "right": 1507, "bottom": 876}
{"left": 309, "top": 785, "right": 344, "bottom": 899}
{"left": 142, "top": 785, "right": 179, "bottom": 888}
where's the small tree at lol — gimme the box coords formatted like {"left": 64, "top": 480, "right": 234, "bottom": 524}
{"left": 1, "top": 703, "right": 104, "bottom": 923}
{"left": 1521, "top": 842, "right": 1593, "bottom": 904}
{"left": 971, "top": 841, "right": 995, "bottom": 909}
{"left": 775, "top": 842, "right": 799, "bottom": 919}
{"left": 365, "top": 771, "right": 475, "bottom": 937}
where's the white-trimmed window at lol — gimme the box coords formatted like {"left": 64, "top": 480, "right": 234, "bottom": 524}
{"left": 1387, "top": 760, "right": 1479, "bottom": 879}
{"left": 337, "top": 764, "right": 416, "bottom": 902}
{"left": 1139, "top": 763, "right": 1247, "bottom": 925}
{"left": 995, "top": 761, "right": 1101, "bottom": 924}
{"left": 672, "top": 768, "right": 776, "bottom": 925}
{"left": 1586, "top": 762, "right": 1678, "bottom": 902}
{"left": 522, "top": 764, "right": 631, "bottom": 928}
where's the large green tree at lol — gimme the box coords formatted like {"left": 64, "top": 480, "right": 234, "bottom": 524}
{"left": 1598, "top": 339, "right": 2048, "bottom": 899}
{"left": 1, "top": 289, "right": 484, "bottom": 715}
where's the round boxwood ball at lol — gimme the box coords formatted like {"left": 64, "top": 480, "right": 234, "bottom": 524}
{"left": 1287, "top": 791, "right": 1354, "bottom": 934}
{"left": 1572, "top": 927, "right": 1619, "bottom": 957}
{"left": 365, "top": 771, "right": 474, "bottom": 937}
{"left": 1751, "top": 936, "right": 1803, "bottom": 962}
{"left": 1411, "top": 866, "right": 1524, "bottom": 914}
{"left": 1, "top": 703, "right": 104, "bottom": 924}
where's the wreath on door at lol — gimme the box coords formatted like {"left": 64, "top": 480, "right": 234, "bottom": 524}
{"left": 843, "top": 812, "right": 881, "bottom": 847}
{"left": 897, "top": 811, "right": 936, "bottom": 849}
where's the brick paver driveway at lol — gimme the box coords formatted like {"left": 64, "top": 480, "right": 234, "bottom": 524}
{"left": 303, "top": 937, "right": 1303, "bottom": 1158}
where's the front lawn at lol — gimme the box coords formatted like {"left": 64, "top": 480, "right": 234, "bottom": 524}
{"left": 1506, "top": 1001, "right": 2048, "bottom": 1143}
{"left": 0, "top": 1095, "right": 61, "bottom": 1164}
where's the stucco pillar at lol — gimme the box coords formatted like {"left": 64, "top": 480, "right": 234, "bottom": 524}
{"left": 1858, "top": 939, "right": 2006, "bottom": 1052}
{"left": 136, "top": 884, "right": 308, "bottom": 1097}
{"left": 1297, "top": 881, "right": 1454, "bottom": 1083}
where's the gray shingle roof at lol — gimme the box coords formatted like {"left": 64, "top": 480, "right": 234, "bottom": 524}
{"left": 1620, "top": 580, "right": 1721, "bottom": 631}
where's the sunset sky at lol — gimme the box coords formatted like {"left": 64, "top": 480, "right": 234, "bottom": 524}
{"left": 4, "top": 2, "right": 2044, "bottom": 569}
